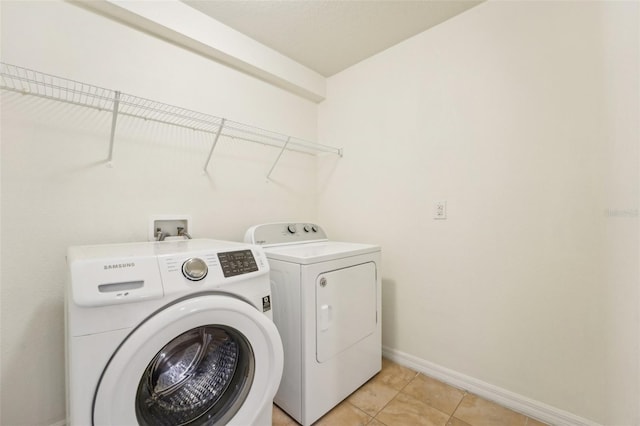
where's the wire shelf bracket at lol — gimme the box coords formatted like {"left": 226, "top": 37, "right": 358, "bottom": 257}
{"left": 203, "top": 118, "right": 226, "bottom": 173}
{"left": 0, "top": 62, "right": 342, "bottom": 176}
{"left": 107, "top": 90, "right": 121, "bottom": 165}
{"left": 267, "top": 136, "right": 291, "bottom": 180}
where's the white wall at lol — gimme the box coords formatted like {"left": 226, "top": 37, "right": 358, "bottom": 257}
{"left": 0, "top": 1, "right": 319, "bottom": 424}
{"left": 318, "top": 1, "right": 639, "bottom": 425}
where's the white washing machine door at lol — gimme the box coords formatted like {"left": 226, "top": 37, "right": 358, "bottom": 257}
{"left": 93, "top": 294, "right": 283, "bottom": 426}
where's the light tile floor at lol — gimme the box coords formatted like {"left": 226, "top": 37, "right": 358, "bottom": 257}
{"left": 272, "top": 358, "right": 550, "bottom": 426}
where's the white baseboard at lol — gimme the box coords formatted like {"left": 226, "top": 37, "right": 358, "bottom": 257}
{"left": 382, "top": 346, "right": 601, "bottom": 426}
{"left": 49, "top": 420, "right": 66, "bottom": 426}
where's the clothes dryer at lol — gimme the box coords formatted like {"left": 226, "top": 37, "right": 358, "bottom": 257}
{"left": 65, "top": 239, "right": 283, "bottom": 426}
{"left": 245, "top": 223, "right": 381, "bottom": 425}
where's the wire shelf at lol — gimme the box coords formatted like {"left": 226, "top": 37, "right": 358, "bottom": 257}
{"left": 0, "top": 62, "right": 342, "bottom": 173}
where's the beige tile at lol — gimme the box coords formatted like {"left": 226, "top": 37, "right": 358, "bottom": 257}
{"left": 368, "top": 419, "right": 388, "bottom": 426}
{"left": 314, "top": 401, "right": 371, "bottom": 426}
{"left": 453, "top": 394, "right": 527, "bottom": 426}
{"left": 370, "top": 358, "right": 419, "bottom": 391}
{"left": 272, "top": 404, "right": 298, "bottom": 426}
{"left": 375, "top": 392, "right": 450, "bottom": 426}
{"left": 525, "top": 418, "right": 550, "bottom": 426}
{"left": 347, "top": 379, "right": 399, "bottom": 417}
{"left": 446, "top": 417, "right": 472, "bottom": 426}
{"left": 401, "top": 374, "right": 465, "bottom": 415}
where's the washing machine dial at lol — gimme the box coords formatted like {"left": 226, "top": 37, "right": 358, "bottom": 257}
{"left": 182, "top": 258, "right": 208, "bottom": 281}
{"left": 287, "top": 224, "right": 297, "bottom": 234}
{"left": 303, "top": 225, "right": 311, "bottom": 232}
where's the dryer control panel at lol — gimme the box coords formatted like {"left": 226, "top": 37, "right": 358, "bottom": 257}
{"left": 245, "top": 222, "right": 328, "bottom": 247}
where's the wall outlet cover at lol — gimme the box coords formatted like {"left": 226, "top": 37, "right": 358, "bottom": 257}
{"left": 434, "top": 201, "right": 447, "bottom": 220}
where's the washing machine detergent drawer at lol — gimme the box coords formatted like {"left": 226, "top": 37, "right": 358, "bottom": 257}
{"left": 315, "top": 262, "right": 377, "bottom": 363}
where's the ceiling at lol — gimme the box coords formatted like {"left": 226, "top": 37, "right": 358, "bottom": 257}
{"left": 182, "top": 1, "right": 482, "bottom": 77}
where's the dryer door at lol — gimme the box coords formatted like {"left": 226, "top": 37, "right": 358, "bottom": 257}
{"left": 315, "top": 262, "right": 377, "bottom": 363}
{"left": 93, "top": 294, "right": 283, "bottom": 426}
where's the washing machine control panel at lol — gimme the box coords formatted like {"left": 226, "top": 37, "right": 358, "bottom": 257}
{"left": 156, "top": 244, "right": 269, "bottom": 297}
{"left": 68, "top": 240, "right": 270, "bottom": 308}
{"left": 217, "top": 250, "right": 259, "bottom": 277}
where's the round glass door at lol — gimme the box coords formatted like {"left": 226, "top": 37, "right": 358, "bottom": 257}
{"left": 135, "top": 325, "right": 254, "bottom": 426}
{"left": 92, "top": 294, "right": 283, "bottom": 426}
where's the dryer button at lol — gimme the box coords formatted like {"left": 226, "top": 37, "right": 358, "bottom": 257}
{"left": 182, "top": 258, "right": 208, "bottom": 281}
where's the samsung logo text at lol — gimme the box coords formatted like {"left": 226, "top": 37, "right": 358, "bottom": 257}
{"left": 104, "top": 263, "right": 136, "bottom": 270}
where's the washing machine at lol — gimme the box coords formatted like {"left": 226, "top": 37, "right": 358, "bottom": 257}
{"left": 244, "top": 223, "right": 381, "bottom": 425}
{"left": 65, "top": 239, "right": 283, "bottom": 426}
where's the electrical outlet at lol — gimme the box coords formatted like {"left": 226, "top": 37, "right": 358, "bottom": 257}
{"left": 434, "top": 200, "right": 447, "bottom": 220}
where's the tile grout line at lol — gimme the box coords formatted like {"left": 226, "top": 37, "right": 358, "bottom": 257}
{"left": 371, "top": 388, "right": 401, "bottom": 421}
{"left": 369, "top": 369, "right": 419, "bottom": 423}
{"left": 343, "top": 400, "right": 377, "bottom": 425}
{"left": 400, "top": 370, "right": 469, "bottom": 426}
{"left": 446, "top": 389, "right": 469, "bottom": 425}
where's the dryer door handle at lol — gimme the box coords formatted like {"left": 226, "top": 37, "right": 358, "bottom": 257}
{"left": 319, "top": 304, "right": 332, "bottom": 331}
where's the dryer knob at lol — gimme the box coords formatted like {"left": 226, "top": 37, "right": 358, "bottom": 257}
{"left": 182, "top": 258, "right": 208, "bottom": 281}
{"left": 287, "top": 224, "right": 297, "bottom": 234}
